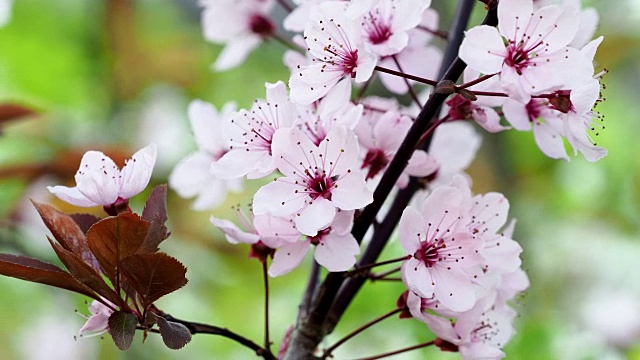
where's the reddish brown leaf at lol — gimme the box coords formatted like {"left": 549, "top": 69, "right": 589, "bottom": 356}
{"left": 139, "top": 185, "right": 170, "bottom": 254}
{"left": 31, "top": 201, "right": 100, "bottom": 272}
{"left": 48, "top": 238, "right": 126, "bottom": 310}
{"left": 86, "top": 213, "right": 150, "bottom": 282}
{"left": 108, "top": 311, "right": 138, "bottom": 350}
{"left": 0, "top": 253, "right": 98, "bottom": 300}
{"left": 155, "top": 315, "right": 192, "bottom": 350}
{"left": 119, "top": 253, "right": 187, "bottom": 308}
{"left": 70, "top": 213, "right": 101, "bottom": 234}
{"left": 0, "top": 103, "right": 37, "bottom": 123}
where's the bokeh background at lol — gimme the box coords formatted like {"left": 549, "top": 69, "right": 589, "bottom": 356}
{"left": 1, "top": 0, "right": 639, "bottom": 359}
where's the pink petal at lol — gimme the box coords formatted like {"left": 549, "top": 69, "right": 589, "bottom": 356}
{"left": 74, "top": 151, "right": 121, "bottom": 206}
{"left": 169, "top": 151, "right": 214, "bottom": 199}
{"left": 497, "top": 0, "right": 533, "bottom": 40}
{"left": 331, "top": 172, "right": 373, "bottom": 210}
{"left": 314, "top": 232, "right": 360, "bottom": 271}
{"left": 432, "top": 266, "right": 476, "bottom": 312}
{"left": 119, "top": 143, "right": 157, "bottom": 199}
{"left": 532, "top": 121, "right": 569, "bottom": 160}
{"left": 47, "top": 185, "right": 98, "bottom": 207}
{"left": 295, "top": 197, "right": 337, "bottom": 237}
{"left": 210, "top": 216, "right": 261, "bottom": 245}
{"left": 405, "top": 150, "right": 438, "bottom": 177}
{"left": 398, "top": 206, "right": 426, "bottom": 254}
{"left": 403, "top": 259, "right": 435, "bottom": 299}
{"left": 459, "top": 26, "right": 505, "bottom": 75}
{"left": 211, "top": 148, "right": 271, "bottom": 179}
{"left": 502, "top": 99, "right": 532, "bottom": 131}
{"left": 269, "top": 240, "right": 310, "bottom": 277}
{"left": 253, "top": 178, "right": 308, "bottom": 217}
{"left": 213, "top": 35, "right": 261, "bottom": 71}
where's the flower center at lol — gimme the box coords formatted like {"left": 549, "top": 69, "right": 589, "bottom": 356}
{"left": 249, "top": 14, "right": 274, "bottom": 37}
{"left": 414, "top": 239, "right": 446, "bottom": 268}
{"left": 364, "top": 13, "right": 392, "bottom": 45}
{"left": 362, "top": 148, "right": 389, "bottom": 180}
{"left": 307, "top": 173, "right": 336, "bottom": 200}
{"left": 504, "top": 43, "right": 531, "bottom": 75}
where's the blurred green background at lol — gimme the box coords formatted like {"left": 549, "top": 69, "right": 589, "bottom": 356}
{"left": 0, "top": 0, "right": 639, "bottom": 359}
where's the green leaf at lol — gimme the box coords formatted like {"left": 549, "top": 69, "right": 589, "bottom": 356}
{"left": 119, "top": 253, "right": 187, "bottom": 308}
{"left": 155, "top": 315, "right": 192, "bottom": 350}
{"left": 0, "top": 253, "right": 98, "bottom": 300}
{"left": 86, "top": 213, "right": 150, "bottom": 282}
{"left": 108, "top": 311, "right": 138, "bottom": 351}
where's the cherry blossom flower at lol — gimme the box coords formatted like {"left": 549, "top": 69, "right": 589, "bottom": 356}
{"left": 211, "top": 81, "right": 297, "bottom": 179}
{"left": 201, "top": 0, "right": 275, "bottom": 71}
{"left": 534, "top": 0, "right": 599, "bottom": 48}
{"left": 210, "top": 208, "right": 300, "bottom": 263}
{"left": 77, "top": 300, "right": 114, "bottom": 338}
{"left": 355, "top": 109, "right": 437, "bottom": 188}
{"left": 502, "top": 76, "right": 607, "bottom": 162}
{"left": 357, "top": 0, "right": 432, "bottom": 57}
{"left": 48, "top": 143, "right": 157, "bottom": 208}
{"left": 252, "top": 126, "right": 373, "bottom": 237}
{"left": 399, "top": 185, "right": 484, "bottom": 312}
{"left": 169, "top": 100, "right": 243, "bottom": 210}
{"left": 459, "top": 0, "right": 581, "bottom": 101}
{"left": 446, "top": 69, "right": 508, "bottom": 133}
{"left": 289, "top": 5, "right": 377, "bottom": 105}
{"left": 269, "top": 210, "right": 359, "bottom": 276}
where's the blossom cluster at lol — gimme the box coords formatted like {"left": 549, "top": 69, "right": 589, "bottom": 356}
{"left": 31, "top": 0, "right": 607, "bottom": 357}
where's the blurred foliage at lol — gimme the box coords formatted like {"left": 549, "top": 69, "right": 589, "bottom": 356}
{"left": 0, "top": 0, "right": 639, "bottom": 359}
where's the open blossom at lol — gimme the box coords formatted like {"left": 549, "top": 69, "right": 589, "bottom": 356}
{"left": 269, "top": 210, "right": 359, "bottom": 276}
{"left": 355, "top": 109, "right": 437, "bottom": 188}
{"left": 48, "top": 143, "right": 157, "bottom": 207}
{"left": 459, "top": 0, "right": 582, "bottom": 101}
{"left": 201, "top": 0, "right": 275, "bottom": 71}
{"left": 211, "top": 81, "right": 297, "bottom": 179}
{"left": 357, "top": 0, "right": 432, "bottom": 57}
{"left": 399, "top": 186, "right": 483, "bottom": 312}
{"left": 77, "top": 300, "right": 114, "bottom": 338}
{"left": 253, "top": 126, "right": 373, "bottom": 237}
{"left": 289, "top": 5, "right": 377, "bottom": 105}
{"left": 169, "top": 100, "right": 243, "bottom": 210}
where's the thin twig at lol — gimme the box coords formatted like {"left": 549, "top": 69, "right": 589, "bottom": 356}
{"left": 322, "top": 308, "right": 402, "bottom": 358}
{"left": 262, "top": 260, "right": 271, "bottom": 351}
{"left": 352, "top": 340, "right": 436, "bottom": 360}
{"left": 374, "top": 66, "right": 438, "bottom": 87}
{"left": 391, "top": 56, "right": 422, "bottom": 108}
{"left": 347, "top": 256, "right": 410, "bottom": 277}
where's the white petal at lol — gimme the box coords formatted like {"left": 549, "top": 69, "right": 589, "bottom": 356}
{"left": 459, "top": 26, "right": 505, "bottom": 75}
{"left": 74, "top": 151, "right": 121, "bottom": 205}
{"left": 403, "top": 259, "right": 435, "bottom": 299}
{"left": 119, "top": 143, "right": 157, "bottom": 199}
{"left": 213, "top": 35, "right": 261, "bottom": 71}
{"left": 211, "top": 148, "right": 271, "bottom": 179}
{"left": 295, "top": 197, "right": 337, "bottom": 237}
{"left": 210, "top": 216, "right": 260, "bottom": 244}
{"left": 314, "top": 232, "right": 360, "bottom": 272}
{"left": 331, "top": 172, "right": 373, "bottom": 210}
{"left": 269, "top": 240, "right": 310, "bottom": 277}
{"left": 432, "top": 266, "right": 476, "bottom": 312}
{"left": 47, "top": 185, "right": 99, "bottom": 207}
{"left": 253, "top": 178, "right": 308, "bottom": 217}
{"left": 398, "top": 206, "right": 425, "bottom": 255}
{"left": 169, "top": 152, "right": 213, "bottom": 198}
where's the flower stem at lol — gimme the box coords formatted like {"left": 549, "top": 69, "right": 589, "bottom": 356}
{"left": 157, "top": 312, "right": 276, "bottom": 360}
{"left": 347, "top": 255, "right": 410, "bottom": 277}
{"left": 262, "top": 260, "right": 271, "bottom": 351}
{"left": 369, "top": 266, "right": 402, "bottom": 281}
{"left": 417, "top": 25, "right": 449, "bottom": 40}
{"left": 374, "top": 66, "right": 438, "bottom": 87}
{"left": 391, "top": 55, "right": 423, "bottom": 108}
{"left": 270, "top": 32, "right": 303, "bottom": 53}
{"left": 458, "top": 72, "right": 497, "bottom": 89}
{"left": 353, "top": 340, "right": 436, "bottom": 360}
{"left": 321, "top": 308, "right": 402, "bottom": 359}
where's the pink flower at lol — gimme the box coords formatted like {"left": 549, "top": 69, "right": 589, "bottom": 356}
{"left": 355, "top": 109, "right": 437, "bottom": 188}
{"left": 459, "top": 0, "right": 581, "bottom": 101}
{"left": 48, "top": 144, "right": 157, "bottom": 207}
{"left": 211, "top": 81, "right": 297, "bottom": 179}
{"left": 269, "top": 210, "right": 360, "bottom": 276}
{"left": 357, "top": 0, "right": 432, "bottom": 57}
{"left": 77, "top": 300, "right": 114, "bottom": 338}
{"left": 399, "top": 186, "right": 483, "bottom": 312}
{"left": 169, "top": 100, "right": 243, "bottom": 210}
{"left": 201, "top": 0, "right": 275, "bottom": 71}
{"left": 289, "top": 5, "right": 377, "bottom": 105}
{"left": 252, "top": 126, "right": 373, "bottom": 237}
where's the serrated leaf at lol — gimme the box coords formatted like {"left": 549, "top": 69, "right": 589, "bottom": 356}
{"left": 155, "top": 315, "right": 192, "bottom": 350}
{"left": 139, "top": 185, "right": 170, "bottom": 254}
{"left": 32, "top": 201, "right": 100, "bottom": 272}
{"left": 86, "top": 213, "right": 150, "bottom": 283}
{"left": 108, "top": 311, "right": 138, "bottom": 351}
{"left": 47, "top": 238, "right": 125, "bottom": 310}
{"left": 0, "top": 253, "right": 98, "bottom": 300}
{"left": 119, "top": 253, "right": 187, "bottom": 308}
